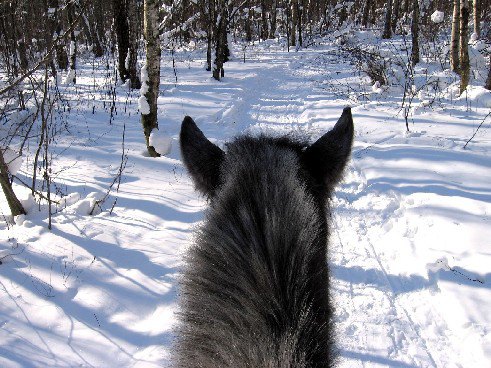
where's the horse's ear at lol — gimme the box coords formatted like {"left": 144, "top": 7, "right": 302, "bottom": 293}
{"left": 302, "top": 107, "right": 354, "bottom": 194}
{"left": 180, "top": 116, "right": 224, "bottom": 197}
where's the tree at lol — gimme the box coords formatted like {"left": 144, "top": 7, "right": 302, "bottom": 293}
{"left": 113, "top": 0, "right": 130, "bottom": 83}
{"left": 450, "top": 0, "right": 460, "bottom": 73}
{"left": 260, "top": 0, "right": 268, "bottom": 39}
{"left": 49, "top": 0, "right": 69, "bottom": 72}
{"left": 141, "top": 0, "right": 161, "bottom": 157}
{"left": 127, "top": 0, "right": 141, "bottom": 88}
{"left": 411, "top": 0, "right": 419, "bottom": 66}
{"left": 269, "top": 0, "right": 277, "bottom": 38}
{"left": 362, "top": 0, "right": 372, "bottom": 27}
{"left": 0, "top": 149, "right": 26, "bottom": 216}
{"left": 459, "top": 0, "right": 470, "bottom": 94}
{"left": 392, "top": 0, "right": 401, "bottom": 32}
{"left": 382, "top": 0, "right": 393, "bottom": 39}
{"left": 213, "top": 1, "right": 228, "bottom": 80}
{"left": 67, "top": 1, "right": 77, "bottom": 84}
{"left": 472, "top": 0, "right": 480, "bottom": 39}
{"left": 485, "top": 55, "right": 491, "bottom": 90}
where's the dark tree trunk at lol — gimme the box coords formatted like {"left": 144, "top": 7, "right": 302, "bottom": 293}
{"left": 127, "top": 0, "right": 141, "bottom": 89}
{"left": 113, "top": 0, "right": 130, "bottom": 83}
{"left": 291, "top": 0, "right": 298, "bottom": 46}
{"left": 450, "top": 0, "right": 460, "bottom": 73}
{"left": 362, "top": 0, "right": 372, "bottom": 27}
{"left": 459, "top": 0, "right": 470, "bottom": 94}
{"left": 392, "top": 0, "right": 401, "bottom": 32}
{"left": 485, "top": 55, "right": 491, "bottom": 90}
{"left": 245, "top": 1, "right": 252, "bottom": 42}
{"left": 213, "top": 2, "right": 227, "bottom": 80}
{"left": 269, "top": 0, "right": 277, "bottom": 38}
{"left": 260, "top": 0, "right": 268, "bottom": 40}
{"left": 382, "top": 0, "right": 393, "bottom": 39}
{"left": 49, "top": 0, "right": 68, "bottom": 71}
{"left": 411, "top": 0, "right": 420, "bottom": 66}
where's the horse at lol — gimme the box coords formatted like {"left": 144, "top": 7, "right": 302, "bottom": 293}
{"left": 175, "top": 108, "right": 354, "bottom": 368}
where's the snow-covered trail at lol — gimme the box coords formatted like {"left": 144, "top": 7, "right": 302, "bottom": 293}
{"left": 163, "top": 43, "right": 491, "bottom": 367}
{"left": 1, "top": 40, "right": 490, "bottom": 367}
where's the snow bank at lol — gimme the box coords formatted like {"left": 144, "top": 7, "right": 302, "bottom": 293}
{"left": 465, "top": 86, "right": 491, "bottom": 108}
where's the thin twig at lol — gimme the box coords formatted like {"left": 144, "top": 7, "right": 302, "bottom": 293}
{"left": 463, "top": 110, "right": 491, "bottom": 149}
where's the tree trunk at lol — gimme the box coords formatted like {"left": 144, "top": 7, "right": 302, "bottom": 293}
{"left": 141, "top": 0, "right": 161, "bottom": 157}
{"left": 114, "top": 0, "right": 129, "bottom": 83}
{"left": 473, "top": 0, "right": 480, "bottom": 39}
{"left": 296, "top": 1, "right": 302, "bottom": 47}
{"left": 291, "top": 0, "right": 297, "bottom": 46}
{"left": 411, "top": 0, "right": 420, "bottom": 66}
{"left": 459, "top": 0, "right": 470, "bottom": 94}
{"left": 269, "top": 0, "right": 277, "bottom": 38}
{"left": 206, "top": 0, "right": 215, "bottom": 71}
{"left": 260, "top": 0, "right": 268, "bottom": 40}
{"left": 128, "top": 0, "right": 141, "bottom": 89}
{"left": 245, "top": 1, "right": 252, "bottom": 42}
{"left": 212, "top": 2, "right": 227, "bottom": 80}
{"left": 392, "top": 0, "right": 401, "bottom": 32}
{"left": 362, "top": 0, "right": 372, "bottom": 27}
{"left": 485, "top": 55, "right": 491, "bottom": 90}
{"left": 49, "top": 0, "right": 68, "bottom": 71}
{"left": 382, "top": 0, "right": 393, "bottom": 39}
{"left": 92, "top": 0, "right": 105, "bottom": 57}
{"left": 67, "top": 2, "right": 77, "bottom": 84}
{"left": 0, "top": 150, "right": 26, "bottom": 216}
{"left": 450, "top": 0, "right": 460, "bottom": 73}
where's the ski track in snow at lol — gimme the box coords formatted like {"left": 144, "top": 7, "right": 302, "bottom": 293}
{"left": 1, "top": 40, "right": 490, "bottom": 367}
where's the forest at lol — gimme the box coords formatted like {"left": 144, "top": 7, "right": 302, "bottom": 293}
{"left": 0, "top": 0, "right": 490, "bottom": 367}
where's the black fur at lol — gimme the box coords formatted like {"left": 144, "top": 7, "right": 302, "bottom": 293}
{"left": 176, "top": 108, "right": 354, "bottom": 368}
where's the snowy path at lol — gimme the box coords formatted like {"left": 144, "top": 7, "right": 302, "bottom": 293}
{"left": 1, "top": 41, "right": 490, "bottom": 367}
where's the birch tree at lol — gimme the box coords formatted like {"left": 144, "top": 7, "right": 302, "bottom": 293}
{"left": 472, "top": 0, "right": 480, "bottom": 39}
{"left": 141, "top": 0, "right": 161, "bottom": 157}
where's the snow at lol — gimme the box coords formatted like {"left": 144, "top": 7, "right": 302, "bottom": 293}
{"left": 2, "top": 147, "right": 23, "bottom": 175}
{"left": 371, "top": 81, "right": 383, "bottom": 94}
{"left": 138, "top": 95, "right": 150, "bottom": 114}
{"left": 149, "top": 129, "right": 172, "bottom": 156}
{"left": 69, "top": 41, "right": 75, "bottom": 57}
{"left": 431, "top": 10, "right": 444, "bottom": 24}
{"left": 1, "top": 34, "right": 491, "bottom": 367}
{"left": 139, "top": 64, "right": 151, "bottom": 114}
{"left": 63, "top": 69, "right": 75, "bottom": 84}
{"left": 465, "top": 86, "right": 491, "bottom": 108}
